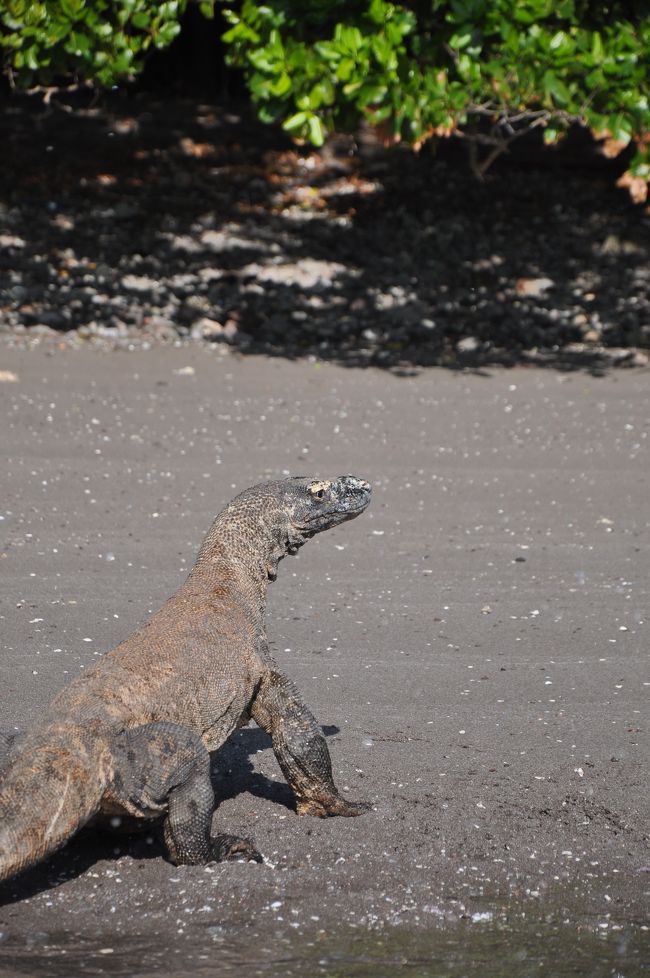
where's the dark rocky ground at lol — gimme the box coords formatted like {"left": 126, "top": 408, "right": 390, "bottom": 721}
{"left": 0, "top": 91, "right": 649, "bottom": 370}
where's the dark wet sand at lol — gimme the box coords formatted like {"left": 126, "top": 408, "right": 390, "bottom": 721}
{"left": 0, "top": 347, "right": 648, "bottom": 974}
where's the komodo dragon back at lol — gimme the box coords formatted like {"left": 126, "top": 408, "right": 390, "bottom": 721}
{"left": 0, "top": 476, "right": 372, "bottom": 885}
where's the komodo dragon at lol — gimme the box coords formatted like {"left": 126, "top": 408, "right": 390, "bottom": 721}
{"left": 0, "top": 475, "right": 371, "bottom": 884}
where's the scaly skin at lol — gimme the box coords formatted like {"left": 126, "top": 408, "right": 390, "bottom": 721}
{"left": 0, "top": 476, "right": 372, "bottom": 884}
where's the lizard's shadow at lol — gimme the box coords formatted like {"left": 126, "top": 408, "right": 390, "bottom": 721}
{"left": 0, "top": 826, "right": 163, "bottom": 906}
{"left": 211, "top": 724, "right": 340, "bottom": 810}
{"left": 0, "top": 724, "right": 340, "bottom": 905}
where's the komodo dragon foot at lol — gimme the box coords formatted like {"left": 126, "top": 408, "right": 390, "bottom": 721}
{"left": 295, "top": 795, "right": 371, "bottom": 818}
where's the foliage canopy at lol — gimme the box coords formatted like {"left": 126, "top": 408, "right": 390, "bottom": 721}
{"left": 1, "top": 0, "right": 649, "bottom": 177}
{"left": 0, "top": 1, "right": 201, "bottom": 86}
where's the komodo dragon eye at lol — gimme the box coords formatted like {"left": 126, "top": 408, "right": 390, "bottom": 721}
{"left": 309, "top": 481, "right": 330, "bottom": 500}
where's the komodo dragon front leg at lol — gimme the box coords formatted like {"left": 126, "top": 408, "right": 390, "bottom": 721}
{"left": 251, "top": 670, "right": 369, "bottom": 818}
{"left": 104, "top": 722, "right": 262, "bottom": 864}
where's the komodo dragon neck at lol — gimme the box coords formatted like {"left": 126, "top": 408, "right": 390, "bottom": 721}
{"left": 187, "top": 493, "right": 310, "bottom": 610}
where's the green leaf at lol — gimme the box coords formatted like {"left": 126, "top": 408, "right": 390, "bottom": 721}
{"left": 65, "top": 31, "right": 90, "bottom": 55}
{"left": 543, "top": 70, "right": 571, "bottom": 105}
{"left": 154, "top": 21, "right": 181, "bottom": 47}
{"left": 607, "top": 113, "right": 633, "bottom": 143}
{"left": 356, "top": 83, "right": 388, "bottom": 108}
{"left": 367, "top": 104, "right": 393, "bottom": 124}
{"left": 335, "top": 57, "right": 355, "bottom": 82}
{"left": 270, "top": 72, "right": 291, "bottom": 96}
{"left": 371, "top": 34, "right": 396, "bottom": 67}
{"left": 591, "top": 31, "right": 603, "bottom": 62}
{"left": 59, "top": 0, "right": 85, "bottom": 18}
{"left": 258, "top": 103, "right": 281, "bottom": 123}
{"left": 23, "top": 45, "right": 41, "bottom": 70}
{"left": 336, "top": 24, "right": 362, "bottom": 55}
{"left": 449, "top": 32, "right": 472, "bottom": 50}
{"left": 307, "top": 114, "right": 324, "bottom": 145}
{"left": 282, "top": 110, "right": 308, "bottom": 132}
{"left": 368, "top": 0, "right": 389, "bottom": 25}
{"left": 342, "top": 80, "right": 362, "bottom": 97}
{"left": 132, "top": 11, "right": 151, "bottom": 30}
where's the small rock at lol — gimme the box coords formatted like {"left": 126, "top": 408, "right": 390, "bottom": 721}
{"left": 198, "top": 267, "right": 224, "bottom": 284}
{"left": 0, "top": 234, "right": 26, "bottom": 248}
{"left": 191, "top": 317, "right": 226, "bottom": 340}
{"left": 515, "top": 277, "right": 554, "bottom": 297}
{"left": 456, "top": 336, "right": 480, "bottom": 353}
{"left": 599, "top": 234, "right": 640, "bottom": 256}
{"left": 122, "top": 274, "right": 158, "bottom": 293}
{"left": 185, "top": 294, "right": 211, "bottom": 313}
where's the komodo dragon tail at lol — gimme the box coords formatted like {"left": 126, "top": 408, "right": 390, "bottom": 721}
{"left": 0, "top": 724, "right": 112, "bottom": 884}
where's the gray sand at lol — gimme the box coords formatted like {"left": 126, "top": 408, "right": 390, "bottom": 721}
{"left": 0, "top": 346, "right": 648, "bottom": 974}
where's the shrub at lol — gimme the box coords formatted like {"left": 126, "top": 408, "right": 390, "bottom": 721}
{"left": 0, "top": 0, "right": 208, "bottom": 88}
{"left": 221, "top": 0, "right": 650, "bottom": 178}
{"left": 2, "top": 1, "right": 649, "bottom": 180}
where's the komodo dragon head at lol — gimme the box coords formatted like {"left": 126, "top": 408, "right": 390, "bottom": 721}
{"left": 284, "top": 475, "right": 372, "bottom": 540}
{"left": 269, "top": 475, "right": 372, "bottom": 573}
{"left": 201, "top": 475, "right": 372, "bottom": 581}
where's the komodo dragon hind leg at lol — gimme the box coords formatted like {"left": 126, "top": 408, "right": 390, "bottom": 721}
{"left": 107, "top": 722, "right": 262, "bottom": 866}
{"left": 251, "top": 671, "right": 370, "bottom": 818}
